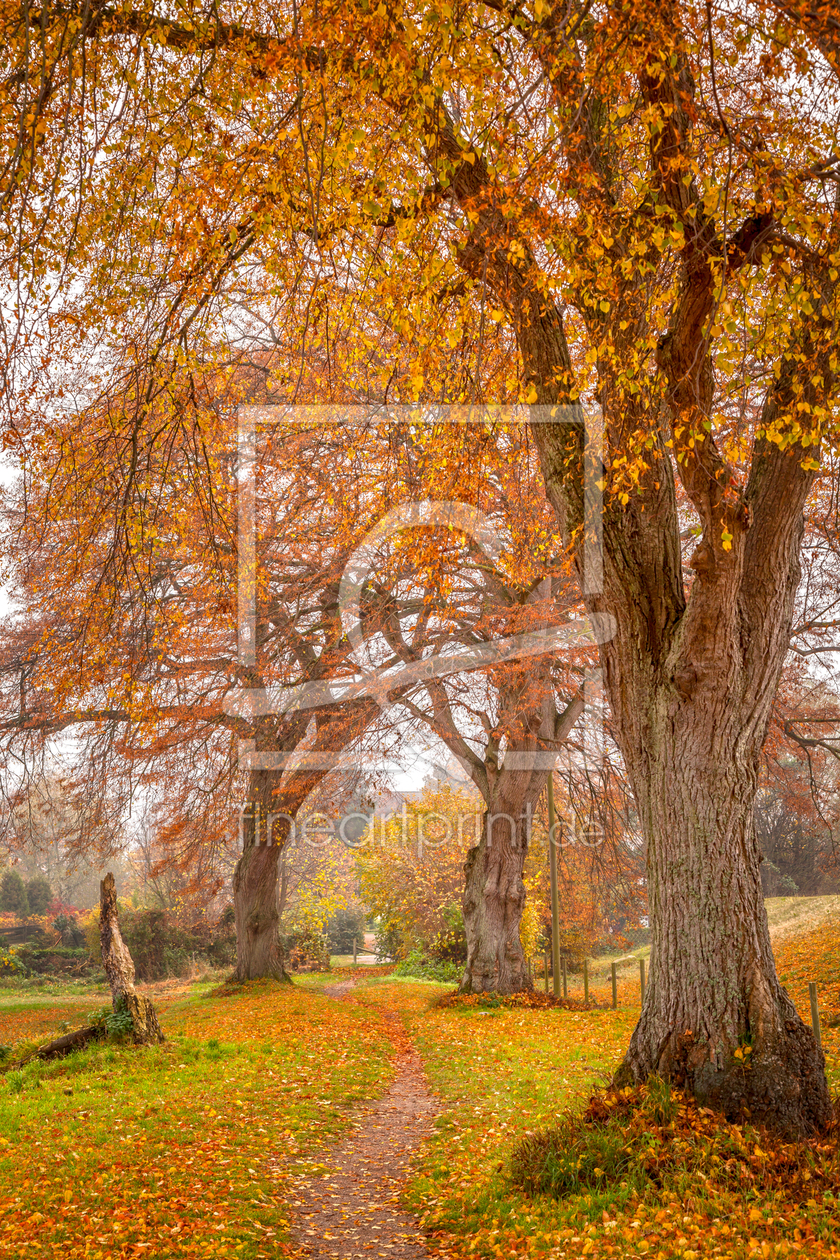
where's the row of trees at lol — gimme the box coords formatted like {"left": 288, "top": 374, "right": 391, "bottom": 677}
{"left": 1, "top": 0, "right": 840, "bottom": 1134}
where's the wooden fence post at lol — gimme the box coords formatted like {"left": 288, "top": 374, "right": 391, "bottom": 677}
{"left": 583, "top": 958, "right": 589, "bottom": 1006}
{"left": 611, "top": 962, "right": 617, "bottom": 1010}
{"left": 810, "top": 982, "right": 822, "bottom": 1052}
{"left": 544, "top": 951, "right": 549, "bottom": 995}
{"left": 640, "top": 957, "right": 646, "bottom": 1004}
{"left": 353, "top": 938, "right": 357, "bottom": 965}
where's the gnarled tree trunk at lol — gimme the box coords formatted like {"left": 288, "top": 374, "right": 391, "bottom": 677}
{"left": 99, "top": 873, "right": 164, "bottom": 1044}
{"left": 530, "top": 280, "right": 834, "bottom": 1135}
{"left": 458, "top": 692, "right": 585, "bottom": 995}
{"left": 460, "top": 805, "right": 532, "bottom": 994}
{"left": 232, "top": 769, "right": 291, "bottom": 982}
{"left": 611, "top": 678, "right": 831, "bottom": 1133}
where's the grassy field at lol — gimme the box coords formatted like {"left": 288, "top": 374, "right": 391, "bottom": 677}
{"left": 0, "top": 978, "right": 395, "bottom": 1259}
{"left": 1, "top": 915, "right": 839, "bottom": 1260}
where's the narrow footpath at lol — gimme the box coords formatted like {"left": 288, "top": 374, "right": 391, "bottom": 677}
{"left": 289, "top": 978, "right": 439, "bottom": 1259}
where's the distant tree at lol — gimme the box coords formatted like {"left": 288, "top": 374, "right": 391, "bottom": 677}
{"left": 0, "top": 869, "right": 29, "bottom": 917}
{"left": 357, "top": 784, "right": 483, "bottom": 964}
{"left": 25, "top": 875, "right": 53, "bottom": 915}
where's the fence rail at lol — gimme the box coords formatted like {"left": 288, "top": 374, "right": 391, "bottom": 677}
{"left": 531, "top": 954, "right": 824, "bottom": 1046}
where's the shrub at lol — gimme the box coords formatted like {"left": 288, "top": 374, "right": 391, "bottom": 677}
{"left": 325, "top": 906, "right": 366, "bottom": 954}
{"left": 25, "top": 876, "right": 53, "bottom": 916}
{"left": 284, "top": 927, "right": 330, "bottom": 972}
{"left": 760, "top": 860, "right": 799, "bottom": 897}
{"left": 0, "top": 944, "right": 23, "bottom": 976}
{"left": 53, "top": 913, "right": 85, "bottom": 947}
{"left": 15, "top": 944, "right": 97, "bottom": 976}
{"left": 0, "top": 870, "right": 29, "bottom": 917}
{"left": 427, "top": 904, "right": 467, "bottom": 964}
{"left": 79, "top": 905, "right": 236, "bottom": 980}
{"left": 373, "top": 921, "right": 403, "bottom": 962}
{"left": 393, "top": 950, "right": 461, "bottom": 983}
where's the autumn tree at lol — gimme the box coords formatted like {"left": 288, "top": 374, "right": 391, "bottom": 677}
{"left": 0, "top": 409, "right": 396, "bottom": 979}
{"left": 3, "top": 0, "right": 840, "bottom": 1133}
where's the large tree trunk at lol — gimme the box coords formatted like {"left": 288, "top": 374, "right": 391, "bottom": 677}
{"left": 457, "top": 692, "right": 585, "bottom": 995}
{"left": 613, "top": 682, "right": 831, "bottom": 1134}
{"left": 99, "top": 873, "right": 164, "bottom": 1044}
{"left": 232, "top": 770, "right": 291, "bottom": 982}
{"left": 460, "top": 806, "right": 532, "bottom": 995}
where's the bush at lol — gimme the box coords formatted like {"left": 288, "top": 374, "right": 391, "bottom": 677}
{"left": 373, "top": 921, "right": 403, "bottom": 962}
{"left": 325, "top": 906, "right": 366, "bottom": 954}
{"left": 26, "top": 876, "right": 53, "bottom": 916}
{"left": 14, "top": 944, "right": 98, "bottom": 976}
{"left": 0, "top": 870, "right": 29, "bottom": 917}
{"left": 760, "top": 860, "right": 799, "bottom": 897}
{"left": 427, "top": 904, "right": 467, "bottom": 964}
{"left": 393, "top": 950, "right": 461, "bottom": 983}
{"left": 0, "top": 944, "right": 23, "bottom": 976}
{"left": 78, "top": 905, "right": 236, "bottom": 981}
{"left": 53, "top": 913, "right": 85, "bottom": 947}
{"left": 283, "top": 927, "right": 330, "bottom": 972}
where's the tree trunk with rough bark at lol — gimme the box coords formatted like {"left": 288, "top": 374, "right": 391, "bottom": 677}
{"left": 99, "top": 873, "right": 164, "bottom": 1045}
{"left": 525, "top": 289, "right": 835, "bottom": 1134}
{"left": 232, "top": 769, "right": 291, "bottom": 982}
{"left": 458, "top": 692, "right": 585, "bottom": 995}
{"left": 609, "top": 677, "right": 831, "bottom": 1132}
{"left": 460, "top": 804, "right": 532, "bottom": 994}
{"left": 229, "top": 702, "right": 380, "bottom": 981}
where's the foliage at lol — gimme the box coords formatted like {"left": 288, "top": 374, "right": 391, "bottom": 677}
{"left": 357, "top": 785, "right": 481, "bottom": 961}
{"left": 0, "top": 946, "right": 22, "bottom": 977}
{"left": 280, "top": 833, "right": 360, "bottom": 942}
{"left": 24, "top": 877, "right": 52, "bottom": 916}
{"left": 12, "top": 943, "right": 101, "bottom": 979}
{"left": 428, "top": 903, "right": 467, "bottom": 965}
{"left": 325, "top": 906, "right": 366, "bottom": 955}
{"left": 52, "top": 913, "right": 85, "bottom": 948}
{"left": 80, "top": 905, "right": 236, "bottom": 981}
{"left": 102, "top": 996, "right": 136, "bottom": 1041}
{"left": 511, "top": 1078, "right": 840, "bottom": 1248}
{"left": 373, "top": 920, "right": 404, "bottom": 964}
{"left": 760, "top": 860, "right": 800, "bottom": 898}
{"left": 393, "top": 950, "right": 461, "bottom": 984}
{"left": 283, "top": 927, "right": 330, "bottom": 973}
{"left": 0, "top": 872, "right": 28, "bottom": 918}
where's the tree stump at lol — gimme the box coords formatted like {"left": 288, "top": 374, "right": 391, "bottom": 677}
{"left": 100, "top": 873, "right": 164, "bottom": 1045}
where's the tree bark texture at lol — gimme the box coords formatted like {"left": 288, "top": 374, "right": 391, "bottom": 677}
{"left": 230, "top": 701, "right": 379, "bottom": 981}
{"left": 460, "top": 802, "right": 533, "bottom": 994}
{"left": 530, "top": 331, "right": 834, "bottom": 1136}
{"left": 232, "top": 769, "right": 291, "bottom": 982}
{"left": 458, "top": 692, "right": 585, "bottom": 995}
{"left": 99, "top": 873, "right": 164, "bottom": 1045}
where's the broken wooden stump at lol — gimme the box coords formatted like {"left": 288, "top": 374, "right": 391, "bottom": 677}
{"left": 100, "top": 872, "right": 164, "bottom": 1045}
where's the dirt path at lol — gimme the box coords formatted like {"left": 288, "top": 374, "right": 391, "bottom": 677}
{"left": 289, "top": 982, "right": 439, "bottom": 1259}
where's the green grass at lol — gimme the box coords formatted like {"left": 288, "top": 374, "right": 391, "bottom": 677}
{"left": 2, "top": 914, "right": 839, "bottom": 1260}
{"left": 0, "top": 978, "right": 394, "bottom": 1260}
